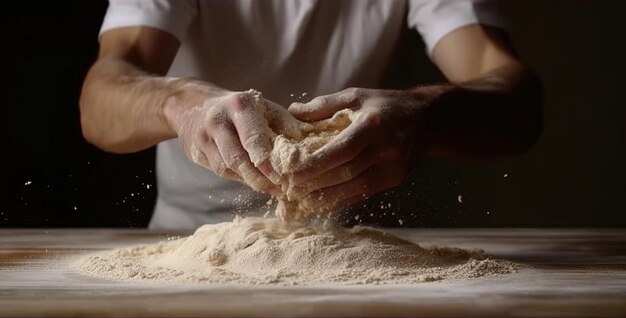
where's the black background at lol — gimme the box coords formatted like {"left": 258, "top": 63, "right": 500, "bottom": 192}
{"left": 1, "top": 1, "right": 625, "bottom": 228}
{"left": 1, "top": 1, "right": 155, "bottom": 227}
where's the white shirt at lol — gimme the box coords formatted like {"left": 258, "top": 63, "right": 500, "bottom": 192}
{"left": 100, "top": 0, "right": 503, "bottom": 229}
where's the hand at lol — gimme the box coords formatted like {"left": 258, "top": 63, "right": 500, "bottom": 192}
{"left": 288, "top": 87, "right": 433, "bottom": 212}
{"left": 164, "top": 85, "right": 283, "bottom": 195}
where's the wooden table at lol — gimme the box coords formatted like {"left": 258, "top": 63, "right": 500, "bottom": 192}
{"left": 1, "top": 228, "right": 625, "bottom": 317}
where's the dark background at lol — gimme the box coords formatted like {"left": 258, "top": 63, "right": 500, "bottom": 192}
{"left": 1, "top": 1, "right": 624, "bottom": 228}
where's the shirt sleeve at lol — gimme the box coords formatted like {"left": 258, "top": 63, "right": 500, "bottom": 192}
{"left": 407, "top": 0, "right": 505, "bottom": 57}
{"left": 100, "top": 0, "right": 197, "bottom": 41}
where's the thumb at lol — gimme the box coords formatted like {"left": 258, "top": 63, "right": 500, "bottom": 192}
{"left": 288, "top": 92, "right": 359, "bottom": 122}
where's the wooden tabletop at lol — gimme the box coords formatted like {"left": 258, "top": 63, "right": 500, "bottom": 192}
{"left": 1, "top": 228, "right": 625, "bottom": 317}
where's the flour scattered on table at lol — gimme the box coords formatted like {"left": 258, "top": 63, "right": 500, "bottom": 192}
{"left": 75, "top": 217, "right": 516, "bottom": 285}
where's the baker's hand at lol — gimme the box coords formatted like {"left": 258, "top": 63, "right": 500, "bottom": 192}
{"left": 288, "top": 87, "right": 432, "bottom": 212}
{"left": 164, "top": 85, "right": 282, "bottom": 195}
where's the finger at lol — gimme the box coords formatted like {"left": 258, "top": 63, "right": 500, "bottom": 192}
{"left": 257, "top": 159, "right": 281, "bottom": 185}
{"left": 292, "top": 112, "right": 383, "bottom": 184}
{"left": 213, "top": 127, "right": 281, "bottom": 196}
{"left": 199, "top": 135, "right": 242, "bottom": 181}
{"left": 227, "top": 93, "right": 281, "bottom": 184}
{"left": 236, "top": 160, "right": 282, "bottom": 197}
{"left": 186, "top": 142, "right": 212, "bottom": 170}
{"left": 301, "top": 162, "right": 405, "bottom": 212}
{"left": 288, "top": 89, "right": 360, "bottom": 122}
{"left": 184, "top": 134, "right": 241, "bottom": 181}
{"left": 293, "top": 146, "right": 400, "bottom": 196}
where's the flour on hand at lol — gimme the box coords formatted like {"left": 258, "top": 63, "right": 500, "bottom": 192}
{"left": 237, "top": 90, "right": 356, "bottom": 222}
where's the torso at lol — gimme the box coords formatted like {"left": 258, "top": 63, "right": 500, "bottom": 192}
{"left": 152, "top": 0, "right": 407, "bottom": 229}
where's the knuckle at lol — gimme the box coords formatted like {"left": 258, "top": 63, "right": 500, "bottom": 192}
{"left": 221, "top": 152, "right": 238, "bottom": 169}
{"left": 187, "top": 144, "right": 208, "bottom": 165}
{"left": 346, "top": 87, "right": 368, "bottom": 100}
{"left": 227, "top": 92, "right": 254, "bottom": 112}
{"left": 362, "top": 111, "right": 382, "bottom": 128}
{"left": 207, "top": 111, "right": 228, "bottom": 128}
{"left": 214, "top": 163, "right": 229, "bottom": 177}
{"left": 197, "top": 130, "right": 212, "bottom": 145}
{"left": 222, "top": 158, "right": 235, "bottom": 170}
{"left": 243, "top": 131, "right": 269, "bottom": 149}
{"left": 313, "top": 96, "right": 328, "bottom": 106}
{"left": 260, "top": 184, "right": 278, "bottom": 194}
{"left": 341, "top": 165, "right": 356, "bottom": 181}
{"left": 343, "top": 87, "right": 359, "bottom": 96}
{"left": 243, "top": 132, "right": 271, "bottom": 164}
{"left": 223, "top": 153, "right": 243, "bottom": 169}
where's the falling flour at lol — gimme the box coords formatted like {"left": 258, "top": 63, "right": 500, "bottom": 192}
{"left": 74, "top": 91, "right": 518, "bottom": 285}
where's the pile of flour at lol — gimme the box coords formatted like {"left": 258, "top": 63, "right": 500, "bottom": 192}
{"left": 75, "top": 216, "right": 516, "bottom": 285}
{"left": 75, "top": 92, "right": 517, "bottom": 285}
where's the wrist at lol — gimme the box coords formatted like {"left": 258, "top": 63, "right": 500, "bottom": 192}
{"left": 161, "top": 79, "right": 229, "bottom": 134}
{"left": 162, "top": 93, "right": 185, "bottom": 134}
{"left": 406, "top": 84, "right": 455, "bottom": 156}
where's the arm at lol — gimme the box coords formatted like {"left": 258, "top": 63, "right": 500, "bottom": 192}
{"left": 80, "top": 26, "right": 182, "bottom": 152}
{"left": 287, "top": 25, "right": 542, "bottom": 212}
{"left": 418, "top": 25, "right": 543, "bottom": 157}
{"left": 80, "top": 27, "right": 281, "bottom": 194}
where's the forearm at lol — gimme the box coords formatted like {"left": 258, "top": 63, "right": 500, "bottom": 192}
{"left": 414, "top": 63, "right": 543, "bottom": 157}
{"left": 79, "top": 58, "right": 218, "bottom": 153}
